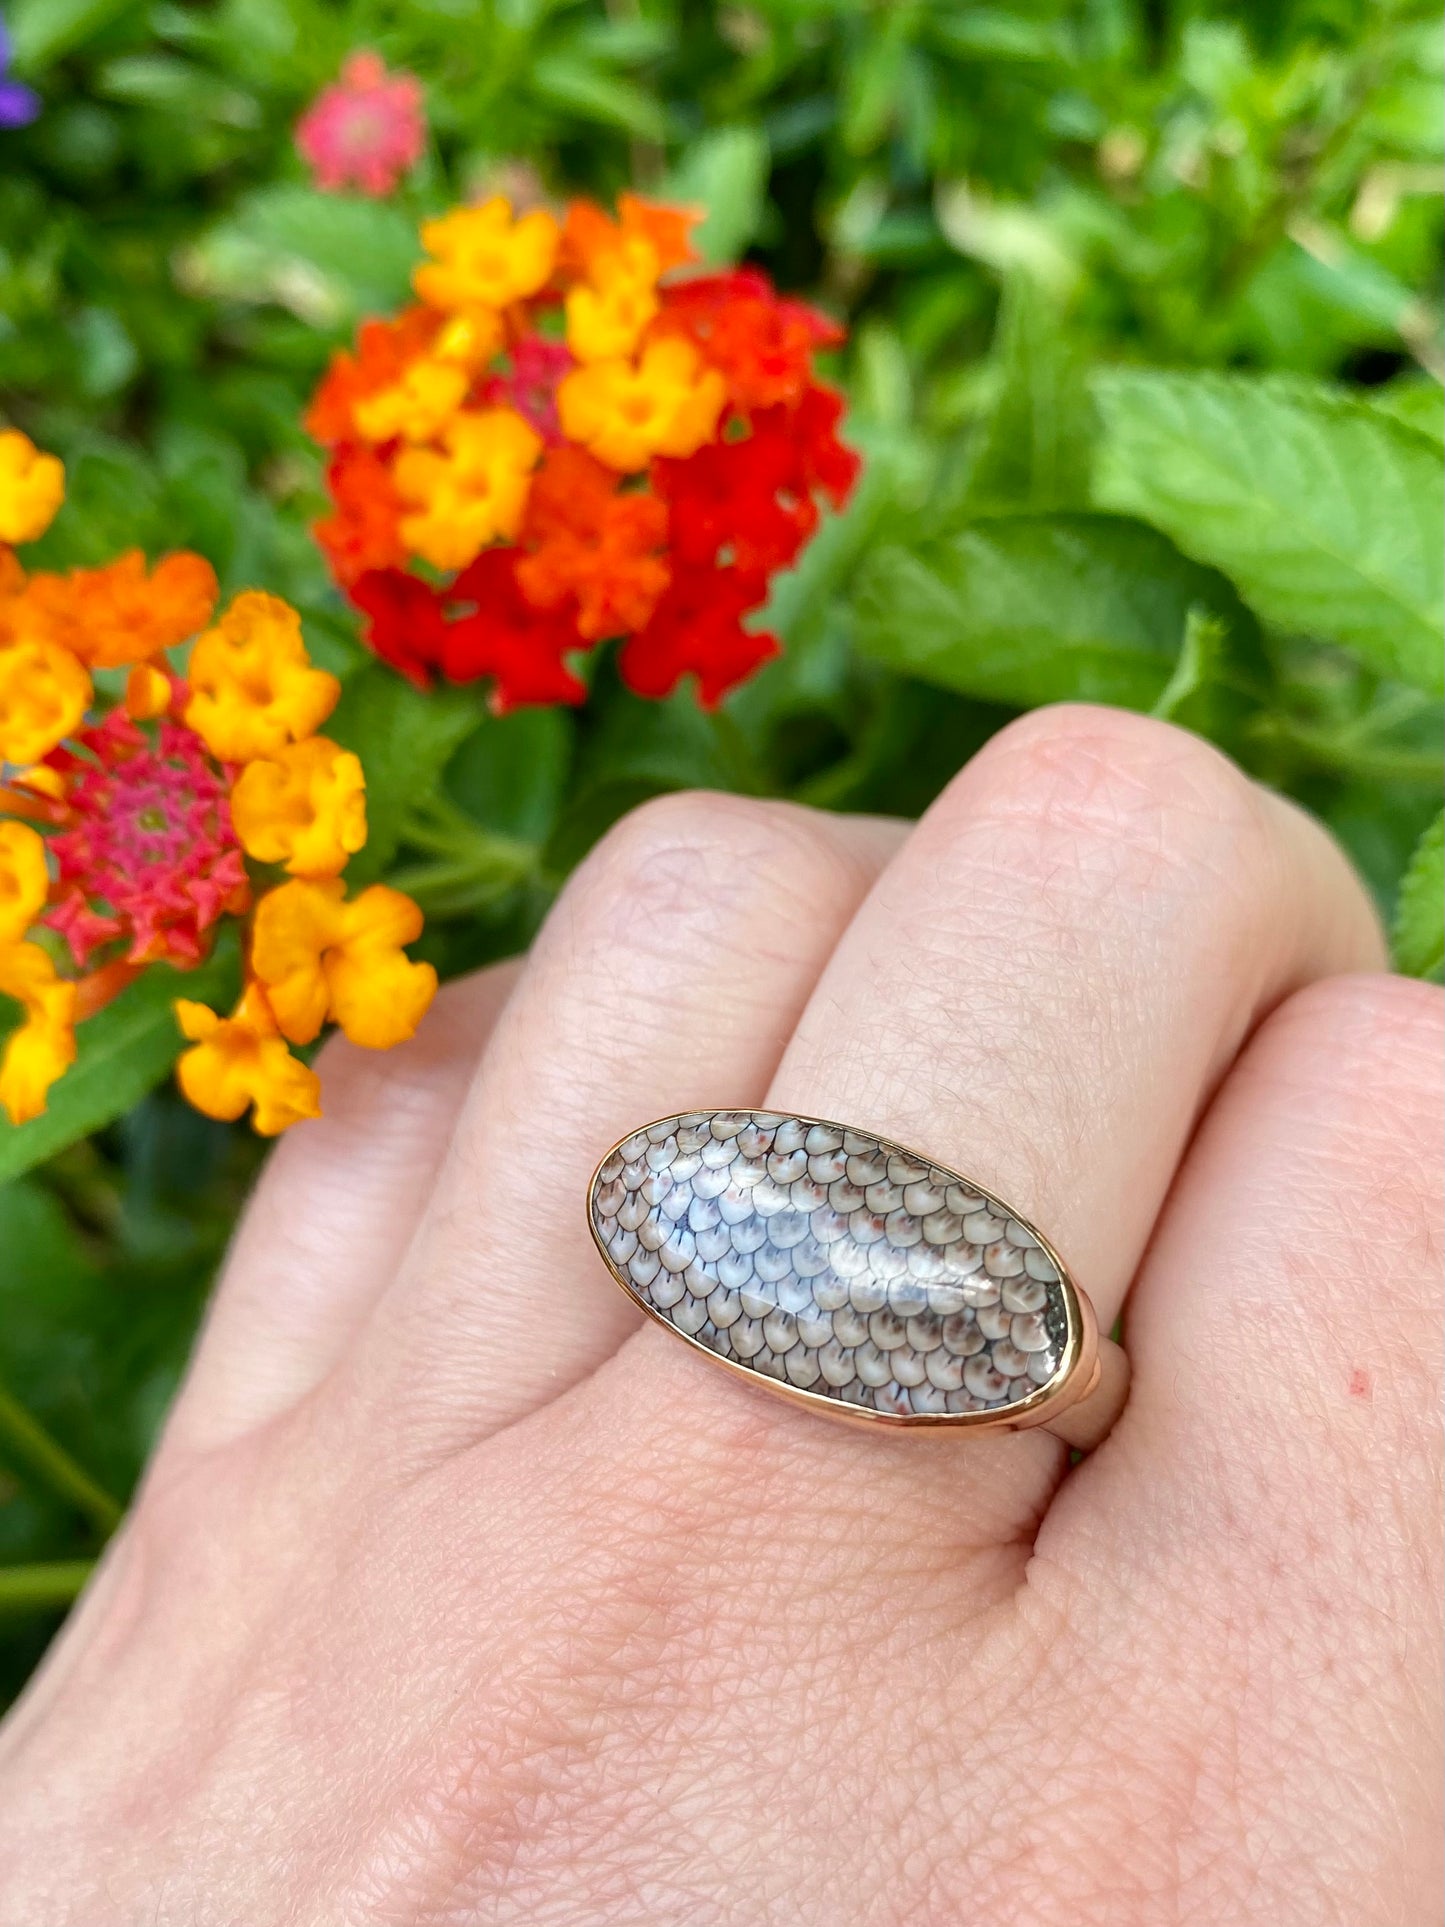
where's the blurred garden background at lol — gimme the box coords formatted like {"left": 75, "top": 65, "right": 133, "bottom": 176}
{"left": 0, "top": 0, "right": 1441, "bottom": 1705}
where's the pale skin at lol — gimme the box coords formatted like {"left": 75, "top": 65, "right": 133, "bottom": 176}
{"left": 0, "top": 706, "right": 1439, "bottom": 1926}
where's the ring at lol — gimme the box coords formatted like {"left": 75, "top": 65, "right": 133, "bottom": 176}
{"left": 588, "top": 1110, "right": 1128, "bottom": 1450}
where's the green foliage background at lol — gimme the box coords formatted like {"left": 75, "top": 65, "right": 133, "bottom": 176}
{"left": 0, "top": 0, "right": 1440, "bottom": 1702}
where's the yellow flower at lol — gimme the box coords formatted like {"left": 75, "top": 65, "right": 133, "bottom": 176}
{"left": 0, "top": 430, "right": 65, "bottom": 546}
{"left": 557, "top": 338, "right": 726, "bottom": 472}
{"left": 0, "top": 942, "right": 77, "bottom": 1126}
{"left": 250, "top": 877, "right": 436, "bottom": 1049}
{"left": 352, "top": 358, "right": 471, "bottom": 445}
{"left": 433, "top": 311, "right": 504, "bottom": 368}
{"left": 565, "top": 247, "right": 661, "bottom": 364}
{"left": 0, "top": 634, "right": 92, "bottom": 766}
{"left": 230, "top": 737, "right": 367, "bottom": 878}
{"left": 185, "top": 592, "right": 339, "bottom": 765}
{"left": 393, "top": 408, "right": 542, "bottom": 571}
{"left": 175, "top": 983, "right": 321, "bottom": 1136}
{"left": 414, "top": 197, "right": 559, "bottom": 314}
{"left": 0, "top": 821, "right": 48, "bottom": 944}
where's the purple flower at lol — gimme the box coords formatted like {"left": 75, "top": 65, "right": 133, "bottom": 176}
{"left": 0, "top": 16, "right": 40, "bottom": 129}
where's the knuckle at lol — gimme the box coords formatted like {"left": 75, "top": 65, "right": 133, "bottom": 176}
{"left": 972, "top": 705, "right": 1266, "bottom": 870}
{"left": 1245, "top": 973, "right": 1443, "bottom": 1327}
{"left": 566, "top": 789, "right": 861, "bottom": 949}
{"left": 1255, "top": 971, "right": 1443, "bottom": 1144}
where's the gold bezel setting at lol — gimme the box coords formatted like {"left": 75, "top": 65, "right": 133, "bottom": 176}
{"left": 587, "top": 1109, "right": 1107, "bottom": 1436}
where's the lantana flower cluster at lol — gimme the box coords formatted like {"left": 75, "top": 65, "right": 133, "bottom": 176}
{"left": 0, "top": 430, "right": 436, "bottom": 1133}
{"left": 308, "top": 192, "right": 859, "bottom": 709}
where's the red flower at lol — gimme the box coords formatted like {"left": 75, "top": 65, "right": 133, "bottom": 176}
{"left": 42, "top": 710, "right": 249, "bottom": 969}
{"left": 786, "top": 383, "right": 861, "bottom": 507}
{"left": 619, "top": 566, "right": 778, "bottom": 708}
{"left": 656, "top": 385, "right": 860, "bottom": 586}
{"left": 516, "top": 447, "right": 670, "bottom": 640}
{"left": 348, "top": 569, "right": 450, "bottom": 686}
{"left": 654, "top": 271, "right": 844, "bottom": 411}
{"left": 446, "top": 549, "right": 586, "bottom": 711}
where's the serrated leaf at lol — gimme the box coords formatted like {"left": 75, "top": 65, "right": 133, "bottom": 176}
{"left": 961, "top": 278, "right": 1096, "bottom": 513}
{"left": 1393, "top": 810, "right": 1444, "bottom": 980}
{"left": 1092, "top": 370, "right": 1444, "bottom": 696}
{"left": 0, "top": 938, "right": 240, "bottom": 1186}
{"left": 854, "top": 512, "right": 1259, "bottom": 712}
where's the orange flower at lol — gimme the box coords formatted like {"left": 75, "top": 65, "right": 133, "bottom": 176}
{"left": 230, "top": 737, "right": 367, "bottom": 878}
{"left": 24, "top": 550, "right": 218, "bottom": 669}
{"left": 125, "top": 663, "right": 174, "bottom": 721}
{"left": 516, "top": 447, "right": 669, "bottom": 639}
{"left": 314, "top": 446, "right": 408, "bottom": 588}
{"left": 561, "top": 194, "right": 696, "bottom": 282}
{"left": 0, "top": 634, "right": 91, "bottom": 766}
{"left": 249, "top": 876, "right": 436, "bottom": 1049}
{"left": 305, "top": 308, "right": 442, "bottom": 446}
{"left": 392, "top": 408, "right": 542, "bottom": 571}
{"left": 557, "top": 337, "right": 725, "bottom": 472}
{"left": 175, "top": 983, "right": 321, "bottom": 1136}
{"left": 185, "top": 592, "right": 340, "bottom": 765}
{"left": 414, "top": 198, "right": 559, "bottom": 315}
{"left": 0, "top": 430, "right": 65, "bottom": 546}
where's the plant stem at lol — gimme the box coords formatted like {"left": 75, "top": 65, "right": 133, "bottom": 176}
{"left": 0, "top": 1561, "right": 95, "bottom": 1617}
{"left": 0, "top": 1382, "right": 123, "bottom": 1536}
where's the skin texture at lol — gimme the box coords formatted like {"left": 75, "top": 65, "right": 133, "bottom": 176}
{"left": 0, "top": 706, "right": 1438, "bottom": 1927}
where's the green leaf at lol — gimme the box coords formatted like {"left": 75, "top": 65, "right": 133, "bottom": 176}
{"left": 529, "top": 56, "right": 668, "bottom": 141}
{"left": 7, "top": 0, "right": 140, "bottom": 70}
{"left": 329, "top": 666, "right": 494, "bottom": 884}
{"left": 182, "top": 187, "right": 420, "bottom": 329}
{"left": 961, "top": 278, "right": 1096, "bottom": 513}
{"left": 445, "top": 706, "right": 573, "bottom": 845}
{"left": 1393, "top": 811, "right": 1444, "bottom": 981}
{"left": 854, "top": 512, "right": 1259, "bottom": 713}
{"left": 0, "top": 938, "right": 240, "bottom": 1186}
{"left": 1370, "top": 377, "right": 1444, "bottom": 449}
{"left": 664, "top": 125, "right": 770, "bottom": 266}
{"left": 1092, "top": 371, "right": 1445, "bottom": 696}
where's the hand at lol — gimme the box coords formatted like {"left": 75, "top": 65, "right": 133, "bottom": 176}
{"left": 1, "top": 707, "right": 1438, "bottom": 1927}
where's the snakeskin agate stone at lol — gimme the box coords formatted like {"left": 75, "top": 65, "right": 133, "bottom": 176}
{"left": 589, "top": 1111, "right": 1073, "bottom": 1421}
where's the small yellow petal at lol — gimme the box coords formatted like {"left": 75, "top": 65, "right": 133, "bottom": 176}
{"left": 0, "top": 431, "right": 65, "bottom": 546}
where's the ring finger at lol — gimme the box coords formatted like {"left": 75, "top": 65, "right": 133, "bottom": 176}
{"left": 607, "top": 706, "right": 1385, "bottom": 1538}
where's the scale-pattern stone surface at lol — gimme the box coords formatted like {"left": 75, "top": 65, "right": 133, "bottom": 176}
{"left": 590, "top": 1111, "right": 1069, "bottom": 1418}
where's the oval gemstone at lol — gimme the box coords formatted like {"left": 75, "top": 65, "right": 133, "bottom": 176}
{"left": 590, "top": 1112, "right": 1072, "bottom": 1420}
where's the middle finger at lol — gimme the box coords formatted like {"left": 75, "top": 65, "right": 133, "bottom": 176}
{"left": 618, "top": 706, "right": 1384, "bottom": 1532}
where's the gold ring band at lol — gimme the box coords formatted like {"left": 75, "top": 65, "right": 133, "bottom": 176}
{"left": 588, "top": 1110, "right": 1128, "bottom": 1451}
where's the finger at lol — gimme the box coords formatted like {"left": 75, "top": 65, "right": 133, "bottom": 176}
{"left": 352, "top": 794, "right": 905, "bottom": 1458}
{"left": 168, "top": 963, "right": 520, "bottom": 1454}
{"left": 611, "top": 707, "right": 1386, "bottom": 1540}
{"left": 1035, "top": 975, "right": 1443, "bottom": 1924}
